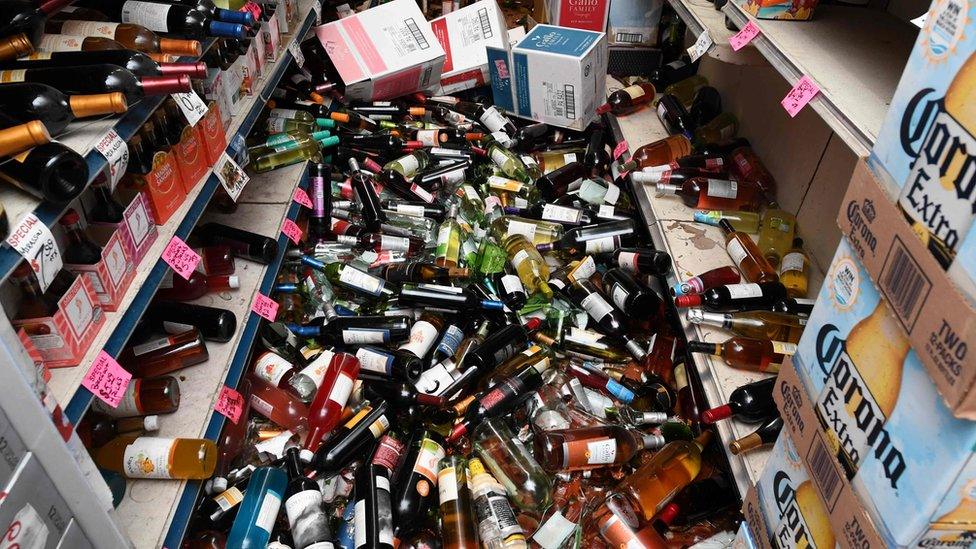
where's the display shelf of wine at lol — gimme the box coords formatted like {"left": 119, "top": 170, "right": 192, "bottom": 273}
{"left": 46, "top": 1, "right": 318, "bottom": 424}
{"left": 106, "top": 160, "right": 307, "bottom": 549}
{"left": 665, "top": 0, "right": 765, "bottom": 65}
{"left": 715, "top": 0, "right": 917, "bottom": 156}
{"left": 608, "top": 81, "right": 825, "bottom": 498}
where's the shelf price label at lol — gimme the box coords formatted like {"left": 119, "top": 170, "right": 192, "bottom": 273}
{"left": 282, "top": 218, "right": 302, "bottom": 244}
{"left": 729, "top": 21, "right": 761, "bottom": 51}
{"left": 215, "top": 153, "right": 250, "bottom": 203}
{"left": 82, "top": 351, "right": 132, "bottom": 408}
{"left": 781, "top": 75, "right": 820, "bottom": 117}
{"left": 251, "top": 292, "right": 279, "bottom": 322}
{"left": 288, "top": 41, "right": 306, "bottom": 68}
{"left": 94, "top": 129, "right": 129, "bottom": 192}
{"left": 214, "top": 385, "right": 245, "bottom": 424}
{"left": 6, "top": 213, "right": 62, "bottom": 293}
{"left": 171, "top": 89, "right": 208, "bottom": 127}
{"left": 161, "top": 236, "right": 201, "bottom": 280}
{"left": 293, "top": 187, "right": 313, "bottom": 209}
{"left": 687, "top": 30, "right": 713, "bottom": 62}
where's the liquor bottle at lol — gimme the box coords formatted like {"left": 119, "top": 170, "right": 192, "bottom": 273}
{"left": 112, "top": 1, "right": 249, "bottom": 38}
{"left": 534, "top": 425, "right": 666, "bottom": 472}
{"left": 91, "top": 375, "right": 180, "bottom": 417}
{"left": 756, "top": 207, "right": 796, "bottom": 269}
{"left": 472, "top": 417, "right": 552, "bottom": 513}
{"left": 779, "top": 237, "right": 810, "bottom": 298}
{"left": 391, "top": 431, "right": 446, "bottom": 544}
{"left": 226, "top": 467, "right": 287, "bottom": 547}
{"left": 252, "top": 351, "right": 316, "bottom": 402}
{"left": 306, "top": 162, "right": 332, "bottom": 243}
{"left": 671, "top": 266, "right": 741, "bottom": 297}
{"left": 459, "top": 322, "right": 532, "bottom": 373}
{"left": 437, "top": 456, "right": 478, "bottom": 548}
{"left": 282, "top": 447, "right": 332, "bottom": 548}
{"left": 699, "top": 377, "right": 776, "bottom": 424}
{"left": 619, "top": 135, "right": 692, "bottom": 172}
{"left": 606, "top": 431, "right": 711, "bottom": 521}
{"left": 45, "top": 18, "right": 201, "bottom": 55}
{"left": 337, "top": 232, "right": 425, "bottom": 256}
{"left": 602, "top": 268, "right": 665, "bottom": 320}
{"left": 597, "top": 82, "right": 656, "bottom": 115}
{"left": 58, "top": 209, "right": 102, "bottom": 264}
{"left": 650, "top": 176, "right": 762, "bottom": 211}
{"left": 467, "top": 458, "right": 526, "bottom": 547}
{"left": 155, "top": 271, "right": 240, "bottom": 301}
{"left": 687, "top": 336, "right": 795, "bottom": 373}
{"left": 380, "top": 261, "right": 469, "bottom": 284}
{"left": 2, "top": 64, "right": 190, "bottom": 104}
{"left": 77, "top": 415, "right": 158, "bottom": 448}
{"left": 120, "top": 328, "right": 209, "bottom": 377}
{"left": 567, "top": 279, "right": 627, "bottom": 336}
{"left": 251, "top": 138, "right": 323, "bottom": 172}
{"left": 719, "top": 219, "right": 777, "bottom": 283}
{"left": 692, "top": 209, "right": 760, "bottom": 233}
{"left": 94, "top": 436, "right": 217, "bottom": 479}
{"left": 0, "top": 33, "right": 32, "bottom": 62}
{"left": 289, "top": 315, "right": 412, "bottom": 347}
{"left": 612, "top": 247, "right": 672, "bottom": 276}
{"left": 729, "top": 416, "right": 783, "bottom": 455}
{"left": 354, "top": 441, "right": 397, "bottom": 549}
{"left": 0, "top": 120, "right": 49, "bottom": 158}
{"left": 686, "top": 309, "right": 805, "bottom": 343}
{"left": 0, "top": 141, "right": 88, "bottom": 204}
{"left": 536, "top": 219, "right": 637, "bottom": 256}
{"left": 304, "top": 352, "right": 359, "bottom": 452}
{"left": 196, "top": 222, "right": 279, "bottom": 264}
{"left": 312, "top": 402, "right": 392, "bottom": 472}
{"left": 447, "top": 358, "right": 547, "bottom": 443}
{"left": 398, "top": 283, "right": 504, "bottom": 313}
{"left": 504, "top": 234, "right": 552, "bottom": 298}
{"left": 349, "top": 158, "right": 387, "bottom": 232}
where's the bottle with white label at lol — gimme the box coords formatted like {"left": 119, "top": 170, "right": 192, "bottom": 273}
{"left": 494, "top": 271, "right": 529, "bottom": 310}
{"left": 686, "top": 336, "right": 794, "bottom": 373}
{"left": 778, "top": 237, "right": 810, "bottom": 298}
{"left": 437, "top": 456, "right": 478, "bottom": 548}
{"left": 567, "top": 279, "right": 627, "bottom": 337}
{"left": 94, "top": 436, "right": 216, "bottom": 479}
{"left": 252, "top": 350, "right": 317, "bottom": 402}
{"left": 467, "top": 457, "right": 527, "bottom": 547}
{"left": 534, "top": 425, "right": 666, "bottom": 472}
{"left": 601, "top": 268, "right": 665, "bottom": 321}
{"left": 322, "top": 261, "right": 395, "bottom": 299}
{"left": 535, "top": 219, "right": 636, "bottom": 257}
{"left": 718, "top": 219, "right": 778, "bottom": 284}
{"left": 283, "top": 447, "right": 332, "bottom": 549}
{"left": 354, "top": 444, "right": 396, "bottom": 549}
{"left": 673, "top": 281, "right": 788, "bottom": 311}
{"left": 226, "top": 466, "right": 287, "bottom": 548}
{"left": 652, "top": 175, "right": 762, "bottom": 211}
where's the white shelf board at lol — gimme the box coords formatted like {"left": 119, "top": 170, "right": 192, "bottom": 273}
{"left": 667, "top": 0, "right": 767, "bottom": 66}
{"left": 610, "top": 81, "right": 824, "bottom": 496}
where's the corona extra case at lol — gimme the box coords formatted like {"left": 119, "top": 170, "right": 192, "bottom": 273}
{"left": 791, "top": 237, "right": 976, "bottom": 547}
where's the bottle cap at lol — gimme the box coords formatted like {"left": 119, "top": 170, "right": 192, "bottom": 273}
{"left": 227, "top": 275, "right": 241, "bottom": 289}
{"left": 468, "top": 458, "right": 486, "bottom": 476}
{"left": 523, "top": 317, "right": 542, "bottom": 332}
{"left": 729, "top": 432, "right": 762, "bottom": 455}
{"left": 316, "top": 119, "right": 337, "bottom": 129}
{"left": 158, "top": 61, "right": 208, "bottom": 79}
{"left": 143, "top": 415, "right": 159, "bottom": 431}
{"left": 0, "top": 120, "right": 50, "bottom": 155}
{"left": 657, "top": 503, "right": 680, "bottom": 526}
{"left": 415, "top": 393, "right": 445, "bottom": 406}
{"left": 673, "top": 294, "right": 702, "bottom": 307}
{"left": 0, "top": 33, "right": 34, "bottom": 61}
{"left": 216, "top": 7, "right": 254, "bottom": 25}
{"left": 446, "top": 423, "right": 467, "bottom": 443}
{"left": 158, "top": 38, "right": 202, "bottom": 57}
{"left": 654, "top": 182, "right": 679, "bottom": 196}
{"left": 624, "top": 338, "right": 648, "bottom": 361}
{"left": 209, "top": 477, "right": 228, "bottom": 493}
{"left": 685, "top": 309, "right": 705, "bottom": 323}
{"left": 59, "top": 209, "right": 80, "bottom": 225}
{"left": 404, "top": 140, "right": 424, "bottom": 149}
{"left": 319, "top": 136, "right": 340, "bottom": 148}
{"left": 595, "top": 103, "right": 612, "bottom": 114}
{"left": 701, "top": 403, "right": 732, "bottom": 423}
{"left": 718, "top": 219, "right": 735, "bottom": 234}
{"left": 299, "top": 448, "right": 314, "bottom": 464}
{"left": 686, "top": 340, "right": 719, "bottom": 356}
{"left": 209, "top": 21, "right": 247, "bottom": 38}
{"left": 140, "top": 75, "right": 192, "bottom": 96}
{"left": 70, "top": 92, "right": 128, "bottom": 118}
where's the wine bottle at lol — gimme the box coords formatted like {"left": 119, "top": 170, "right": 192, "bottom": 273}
{"left": 597, "top": 82, "right": 656, "bottom": 115}
{"left": 390, "top": 431, "right": 445, "bottom": 544}
{"left": 687, "top": 336, "right": 795, "bottom": 373}
{"left": 0, "top": 64, "right": 190, "bottom": 104}
{"left": 619, "top": 135, "right": 691, "bottom": 172}
{"left": 0, "top": 120, "right": 49, "bottom": 158}
{"left": 535, "top": 219, "right": 636, "bottom": 256}
{"left": 719, "top": 219, "right": 778, "bottom": 283}
{"left": 700, "top": 377, "right": 776, "bottom": 424}
{"left": 226, "top": 467, "right": 286, "bottom": 547}
{"left": 671, "top": 265, "right": 741, "bottom": 296}
{"left": 156, "top": 271, "right": 240, "bottom": 301}
{"left": 447, "top": 358, "right": 547, "bottom": 443}
{"left": 116, "top": 1, "right": 249, "bottom": 38}
{"left": 504, "top": 234, "right": 552, "bottom": 299}
{"left": 58, "top": 208, "right": 102, "bottom": 264}
{"left": 0, "top": 33, "right": 33, "bottom": 62}
{"left": 437, "top": 456, "right": 478, "bottom": 548}
{"left": 567, "top": 279, "right": 627, "bottom": 336}
{"left": 349, "top": 157, "right": 387, "bottom": 232}
{"left": 312, "top": 402, "right": 392, "bottom": 472}
{"left": 398, "top": 283, "right": 504, "bottom": 312}
{"left": 78, "top": 415, "right": 158, "bottom": 449}
{"left": 282, "top": 447, "right": 332, "bottom": 548}
{"left": 693, "top": 209, "right": 760, "bottom": 233}
{"left": 534, "top": 424, "right": 665, "bottom": 472}
{"left": 45, "top": 18, "right": 202, "bottom": 55}
{"left": 757, "top": 206, "right": 796, "bottom": 268}
{"left": 195, "top": 222, "right": 279, "bottom": 264}
{"left": 674, "top": 281, "right": 787, "bottom": 311}
{"left": 779, "top": 237, "right": 810, "bottom": 298}
{"left": 612, "top": 247, "right": 672, "bottom": 276}
{"left": 353, "top": 442, "right": 397, "bottom": 549}
{"left": 729, "top": 416, "right": 783, "bottom": 455}
{"left": 289, "top": 315, "right": 413, "bottom": 347}
{"left": 0, "top": 0, "right": 73, "bottom": 46}
{"left": 91, "top": 375, "right": 180, "bottom": 418}
{"left": 686, "top": 308, "right": 805, "bottom": 343}
{"left": 94, "top": 436, "right": 216, "bottom": 478}
{"left": 0, "top": 141, "right": 88, "bottom": 204}
{"left": 252, "top": 351, "right": 315, "bottom": 402}
{"left": 602, "top": 268, "right": 665, "bottom": 320}
{"left": 467, "top": 458, "right": 526, "bottom": 547}
{"left": 380, "top": 261, "right": 469, "bottom": 284}
{"left": 304, "top": 352, "right": 359, "bottom": 452}
{"left": 307, "top": 162, "right": 331, "bottom": 243}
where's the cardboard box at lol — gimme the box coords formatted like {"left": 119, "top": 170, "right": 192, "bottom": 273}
{"left": 430, "top": 0, "right": 511, "bottom": 94}
{"left": 743, "top": 433, "right": 840, "bottom": 549}
{"left": 55, "top": 520, "right": 93, "bottom": 549}
{"left": 124, "top": 150, "right": 187, "bottom": 225}
{"left": 315, "top": 0, "right": 445, "bottom": 101}
{"left": 0, "top": 454, "right": 72, "bottom": 548}
{"left": 84, "top": 189, "right": 158, "bottom": 277}
{"left": 173, "top": 124, "right": 209, "bottom": 193}
{"left": 784, "top": 236, "right": 976, "bottom": 547}
{"left": 544, "top": 0, "right": 610, "bottom": 32}
{"left": 11, "top": 276, "right": 104, "bottom": 368}
{"left": 263, "top": 10, "right": 282, "bottom": 61}
{"left": 198, "top": 101, "right": 228, "bottom": 166}
{"left": 62, "top": 227, "right": 134, "bottom": 313}
{"left": 838, "top": 159, "right": 976, "bottom": 418}
{"left": 202, "top": 69, "right": 233, "bottom": 129}
{"left": 607, "top": 0, "right": 663, "bottom": 45}
{"left": 739, "top": 0, "right": 819, "bottom": 20}
{"left": 487, "top": 24, "right": 607, "bottom": 131}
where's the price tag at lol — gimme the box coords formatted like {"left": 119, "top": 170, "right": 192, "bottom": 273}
{"left": 288, "top": 41, "right": 306, "bottom": 68}
{"left": 6, "top": 213, "right": 62, "bottom": 293}
{"left": 3, "top": 503, "right": 49, "bottom": 549}
{"left": 171, "top": 89, "right": 208, "bottom": 127}
{"left": 161, "top": 236, "right": 201, "bottom": 280}
{"left": 729, "top": 21, "right": 760, "bottom": 51}
{"left": 568, "top": 255, "right": 597, "bottom": 282}
{"left": 312, "top": 1, "right": 322, "bottom": 24}
{"left": 215, "top": 385, "right": 245, "bottom": 424}
{"left": 781, "top": 75, "right": 820, "bottom": 118}
{"left": 687, "top": 30, "right": 713, "bottom": 62}
{"left": 251, "top": 292, "right": 279, "bottom": 321}
{"left": 612, "top": 140, "right": 628, "bottom": 161}
{"left": 81, "top": 351, "right": 132, "bottom": 408}
{"left": 293, "top": 187, "right": 313, "bottom": 208}
{"left": 214, "top": 152, "right": 250, "bottom": 202}
{"left": 94, "top": 129, "right": 129, "bottom": 192}
{"left": 282, "top": 218, "right": 302, "bottom": 244}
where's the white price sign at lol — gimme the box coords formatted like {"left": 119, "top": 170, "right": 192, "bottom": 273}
{"left": 214, "top": 152, "right": 250, "bottom": 202}
{"left": 687, "top": 30, "right": 713, "bottom": 62}
{"left": 6, "top": 213, "right": 62, "bottom": 293}
{"left": 171, "top": 89, "right": 208, "bottom": 127}
{"left": 94, "top": 129, "right": 128, "bottom": 192}
{"left": 312, "top": 1, "right": 322, "bottom": 24}
{"left": 288, "top": 41, "right": 305, "bottom": 68}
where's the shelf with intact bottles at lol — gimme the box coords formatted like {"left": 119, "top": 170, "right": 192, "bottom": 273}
{"left": 47, "top": 0, "right": 318, "bottom": 424}
{"left": 606, "top": 79, "right": 825, "bottom": 498}
{"left": 107, "top": 160, "right": 307, "bottom": 549}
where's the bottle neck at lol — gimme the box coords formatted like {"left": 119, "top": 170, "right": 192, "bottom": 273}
{"left": 140, "top": 75, "right": 192, "bottom": 96}
{"left": 70, "top": 92, "right": 128, "bottom": 118}
{"left": 686, "top": 309, "right": 729, "bottom": 329}
{"left": 686, "top": 340, "right": 721, "bottom": 357}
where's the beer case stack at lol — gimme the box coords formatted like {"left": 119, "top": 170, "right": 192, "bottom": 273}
{"left": 743, "top": 0, "right": 976, "bottom": 546}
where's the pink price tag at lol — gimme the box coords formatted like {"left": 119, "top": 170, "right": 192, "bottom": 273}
{"left": 161, "top": 236, "right": 201, "bottom": 280}
{"left": 81, "top": 351, "right": 132, "bottom": 408}
{"left": 613, "top": 141, "right": 628, "bottom": 161}
{"left": 282, "top": 218, "right": 302, "bottom": 244}
{"left": 729, "top": 21, "right": 760, "bottom": 51}
{"left": 215, "top": 385, "right": 245, "bottom": 424}
{"left": 252, "top": 292, "right": 279, "bottom": 321}
{"left": 293, "top": 188, "right": 313, "bottom": 209}
{"left": 781, "top": 75, "right": 820, "bottom": 118}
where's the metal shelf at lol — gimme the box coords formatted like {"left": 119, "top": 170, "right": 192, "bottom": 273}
{"left": 49, "top": 2, "right": 319, "bottom": 424}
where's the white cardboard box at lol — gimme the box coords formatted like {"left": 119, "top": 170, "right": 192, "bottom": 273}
{"left": 314, "top": 0, "right": 445, "bottom": 101}
{"left": 545, "top": 0, "right": 611, "bottom": 32}
{"left": 430, "top": 0, "right": 511, "bottom": 94}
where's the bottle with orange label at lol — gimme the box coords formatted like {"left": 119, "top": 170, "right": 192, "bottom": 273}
{"left": 392, "top": 430, "right": 447, "bottom": 545}
{"left": 94, "top": 436, "right": 216, "bottom": 479}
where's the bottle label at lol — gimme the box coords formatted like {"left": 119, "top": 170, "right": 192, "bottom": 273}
{"left": 581, "top": 293, "right": 614, "bottom": 321}
{"left": 726, "top": 283, "right": 763, "bottom": 299}
{"left": 598, "top": 512, "right": 644, "bottom": 548}
{"left": 563, "top": 152, "right": 578, "bottom": 165}
{"left": 338, "top": 267, "right": 384, "bottom": 296}
{"left": 255, "top": 491, "right": 282, "bottom": 533}
{"left": 379, "top": 235, "right": 410, "bottom": 252}
{"left": 706, "top": 179, "right": 738, "bottom": 199}
{"left": 416, "top": 129, "right": 439, "bottom": 147}
{"left": 490, "top": 147, "right": 510, "bottom": 167}
{"left": 399, "top": 320, "right": 439, "bottom": 359}
{"left": 396, "top": 154, "right": 421, "bottom": 176}
{"left": 488, "top": 175, "right": 524, "bottom": 192}
{"left": 0, "top": 70, "right": 26, "bottom": 83}
{"left": 623, "top": 84, "right": 646, "bottom": 100}
{"left": 511, "top": 249, "right": 531, "bottom": 270}
{"left": 726, "top": 238, "right": 749, "bottom": 265}
{"left": 437, "top": 466, "right": 460, "bottom": 503}
{"left": 539, "top": 204, "right": 579, "bottom": 224}
{"left": 598, "top": 204, "right": 616, "bottom": 218}
{"left": 479, "top": 107, "right": 508, "bottom": 134}
{"left": 617, "top": 251, "right": 638, "bottom": 272}
{"left": 396, "top": 204, "right": 426, "bottom": 217}
{"left": 611, "top": 283, "right": 630, "bottom": 311}
{"left": 413, "top": 438, "right": 446, "bottom": 486}
{"left": 353, "top": 497, "right": 367, "bottom": 548}
{"left": 415, "top": 362, "right": 457, "bottom": 395}
{"left": 368, "top": 415, "right": 390, "bottom": 438}
{"left": 342, "top": 328, "right": 389, "bottom": 344}
{"left": 59, "top": 21, "right": 120, "bottom": 38}
{"left": 500, "top": 274, "right": 524, "bottom": 296}
{"left": 409, "top": 183, "right": 435, "bottom": 203}
{"left": 254, "top": 352, "right": 293, "bottom": 386}
{"left": 328, "top": 371, "right": 355, "bottom": 406}
{"left": 533, "top": 511, "right": 577, "bottom": 549}
{"left": 268, "top": 108, "right": 299, "bottom": 119}
{"left": 435, "top": 224, "right": 452, "bottom": 258}
{"left": 355, "top": 347, "right": 394, "bottom": 375}
{"left": 92, "top": 378, "right": 142, "bottom": 417}
{"left": 38, "top": 34, "right": 85, "bottom": 51}
{"left": 604, "top": 183, "right": 621, "bottom": 205}
{"left": 162, "top": 321, "right": 194, "bottom": 334}
{"left": 215, "top": 486, "right": 244, "bottom": 511}
{"left": 772, "top": 341, "right": 798, "bottom": 356}
{"left": 284, "top": 489, "right": 324, "bottom": 532}
{"left": 585, "top": 236, "right": 617, "bottom": 254}
{"left": 436, "top": 325, "right": 464, "bottom": 357}
{"left": 122, "top": 437, "right": 175, "bottom": 479}
{"left": 131, "top": 335, "right": 174, "bottom": 357}
{"left": 373, "top": 436, "right": 404, "bottom": 471}
{"left": 507, "top": 220, "right": 537, "bottom": 241}
{"left": 121, "top": 1, "right": 173, "bottom": 32}
{"left": 780, "top": 251, "right": 806, "bottom": 274}
{"left": 563, "top": 437, "right": 617, "bottom": 467}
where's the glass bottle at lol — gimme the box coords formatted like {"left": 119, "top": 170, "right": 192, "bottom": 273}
{"left": 89, "top": 185, "right": 125, "bottom": 223}
{"left": 381, "top": 261, "right": 469, "bottom": 284}
{"left": 692, "top": 112, "right": 738, "bottom": 145}
{"left": 384, "top": 149, "right": 432, "bottom": 178}
{"left": 248, "top": 376, "right": 309, "bottom": 433}
{"left": 226, "top": 466, "right": 287, "bottom": 548}
{"left": 58, "top": 208, "right": 102, "bottom": 264}
{"left": 11, "top": 262, "right": 55, "bottom": 319}
{"left": 437, "top": 455, "right": 478, "bottom": 549}
{"left": 143, "top": 301, "right": 237, "bottom": 343}
{"left": 252, "top": 138, "right": 322, "bottom": 172}
{"left": 534, "top": 425, "right": 666, "bottom": 473}
{"left": 686, "top": 309, "right": 805, "bottom": 343}
{"left": 489, "top": 216, "right": 562, "bottom": 246}
{"left": 655, "top": 94, "right": 695, "bottom": 137}
{"left": 435, "top": 204, "right": 463, "bottom": 268}
{"left": 535, "top": 161, "right": 588, "bottom": 197}
{"left": 663, "top": 75, "right": 708, "bottom": 107}
{"left": 779, "top": 237, "right": 810, "bottom": 298}
{"left": 486, "top": 138, "right": 526, "bottom": 180}
{"left": 77, "top": 415, "right": 157, "bottom": 448}
{"left": 757, "top": 207, "right": 796, "bottom": 268}
{"left": 251, "top": 350, "right": 313, "bottom": 402}
{"left": 700, "top": 377, "right": 776, "bottom": 424}
{"left": 155, "top": 271, "right": 240, "bottom": 302}
{"left": 652, "top": 176, "right": 762, "bottom": 211}
{"left": 504, "top": 233, "right": 552, "bottom": 299}
{"left": 602, "top": 268, "right": 665, "bottom": 320}
{"left": 619, "top": 135, "right": 691, "bottom": 172}
{"left": 94, "top": 436, "right": 216, "bottom": 479}
{"left": 472, "top": 417, "right": 552, "bottom": 513}
{"left": 119, "top": 328, "right": 209, "bottom": 377}
{"left": 597, "top": 82, "right": 656, "bottom": 115}
{"left": 692, "top": 209, "right": 761, "bottom": 233}
{"left": 196, "top": 222, "right": 279, "bottom": 264}
{"left": 391, "top": 431, "right": 446, "bottom": 544}
{"left": 312, "top": 402, "right": 392, "bottom": 473}
{"left": 304, "top": 352, "right": 360, "bottom": 452}
{"left": 729, "top": 416, "right": 783, "bottom": 455}
{"left": 282, "top": 447, "right": 331, "bottom": 548}
{"left": 612, "top": 247, "right": 671, "bottom": 276}
{"left": 687, "top": 336, "right": 795, "bottom": 373}
{"left": 353, "top": 443, "right": 396, "bottom": 549}
{"left": 91, "top": 375, "right": 180, "bottom": 418}
{"left": 719, "top": 219, "right": 778, "bottom": 283}
{"left": 567, "top": 279, "right": 627, "bottom": 336}
{"left": 467, "top": 458, "right": 527, "bottom": 548}
{"left": 321, "top": 261, "right": 395, "bottom": 300}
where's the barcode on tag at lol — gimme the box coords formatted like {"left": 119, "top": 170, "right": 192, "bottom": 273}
{"left": 405, "top": 18, "right": 430, "bottom": 49}
{"left": 880, "top": 238, "right": 932, "bottom": 328}
{"left": 808, "top": 436, "right": 842, "bottom": 507}
{"left": 563, "top": 85, "right": 576, "bottom": 120}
